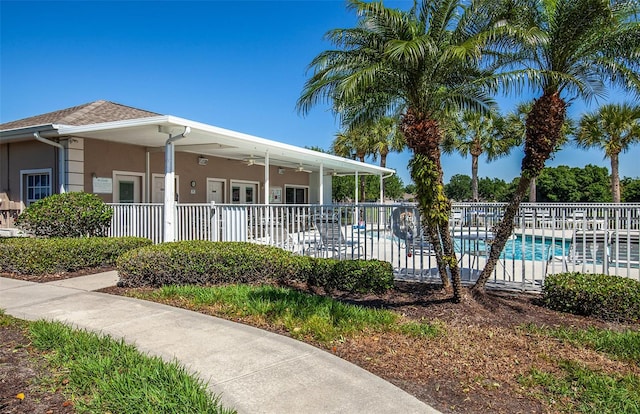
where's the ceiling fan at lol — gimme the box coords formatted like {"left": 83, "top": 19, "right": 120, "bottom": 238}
{"left": 295, "top": 164, "right": 312, "bottom": 173}
{"left": 242, "top": 155, "right": 262, "bottom": 166}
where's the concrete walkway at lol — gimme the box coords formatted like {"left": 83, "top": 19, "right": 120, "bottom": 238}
{"left": 0, "top": 272, "right": 439, "bottom": 414}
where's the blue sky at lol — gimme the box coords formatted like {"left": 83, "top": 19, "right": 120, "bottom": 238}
{"left": 1, "top": 0, "right": 638, "bottom": 186}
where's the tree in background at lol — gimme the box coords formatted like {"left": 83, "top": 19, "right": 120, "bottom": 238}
{"left": 478, "top": 177, "right": 511, "bottom": 202}
{"left": 536, "top": 165, "right": 611, "bottom": 202}
{"left": 444, "top": 174, "right": 473, "bottom": 201}
{"left": 333, "top": 126, "right": 372, "bottom": 201}
{"left": 622, "top": 177, "right": 640, "bottom": 202}
{"left": 333, "top": 174, "right": 404, "bottom": 202}
{"left": 576, "top": 103, "right": 640, "bottom": 203}
{"left": 474, "top": 0, "right": 640, "bottom": 292}
{"left": 368, "top": 117, "right": 406, "bottom": 169}
{"left": 442, "top": 110, "right": 518, "bottom": 201}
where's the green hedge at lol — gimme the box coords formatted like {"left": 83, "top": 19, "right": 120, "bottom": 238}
{"left": 542, "top": 272, "right": 640, "bottom": 323}
{"left": 15, "top": 192, "right": 113, "bottom": 238}
{"left": 0, "top": 237, "right": 152, "bottom": 275}
{"left": 116, "top": 241, "right": 394, "bottom": 294}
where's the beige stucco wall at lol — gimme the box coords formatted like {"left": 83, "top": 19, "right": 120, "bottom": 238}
{"left": 85, "top": 139, "right": 311, "bottom": 203}
{"left": 148, "top": 151, "right": 311, "bottom": 203}
{"left": 0, "top": 141, "right": 58, "bottom": 206}
{"left": 2, "top": 137, "right": 315, "bottom": 207}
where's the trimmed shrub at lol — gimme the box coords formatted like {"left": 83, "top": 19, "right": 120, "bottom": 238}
{"left": 116, "top": 241, "right": 301, "bottom": 287}
{"left": 116, "top": 240, "right": 395, "bottom": 294}
{"left": 0, "top": 237, "right": 152, "bottom": 275}
{"left": 15, "top": 192, "right": 113, "bottom": 237}
{"left": 308, "top": 258, "right": 394, "bottom": 294}
{"left": 542, "top": 272, "right": 640, "bottom": 323}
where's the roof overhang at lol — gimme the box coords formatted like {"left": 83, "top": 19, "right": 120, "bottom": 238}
{"left": 2, "top": 115, "right": 395, "bottom": 177}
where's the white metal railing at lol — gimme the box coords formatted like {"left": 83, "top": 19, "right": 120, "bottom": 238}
{"left": 109, "top": 203, "right": 164, "bottom": 244}
{"left": 107, "top": 202, "right": 640, "bottom": 291}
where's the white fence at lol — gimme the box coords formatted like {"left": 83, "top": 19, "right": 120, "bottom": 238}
{"left": 107, "top": 202, "right": 640, "bottom": 291}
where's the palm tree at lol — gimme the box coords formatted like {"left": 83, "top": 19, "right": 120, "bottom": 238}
{"left": 442, "top": 110, "right": 518, "bottom": 201}
{"left": 576, "top": 103, "right": 640, "bottom": 203}
{"left": 298, "top": 0, "right": 507, "bottom": 301}
{"left": 333, "top": 124, "right": 372, "bottom": 201}
{"left": 368, "top": 117, "right": 406, "bottom": 169}
{"left": 501, "top": 102, "right": 574, "bottom": 201}
{"left": 473, "top": 0, "right": 640, "bottom": 292}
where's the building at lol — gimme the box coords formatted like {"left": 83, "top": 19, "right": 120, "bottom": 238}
{"left": 0, "top": 100, "right": 395, "bottom": 233}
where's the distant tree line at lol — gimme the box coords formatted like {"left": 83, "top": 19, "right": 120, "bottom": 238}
{"left": 443, "top": 165, "right": 640, "bottom": 203}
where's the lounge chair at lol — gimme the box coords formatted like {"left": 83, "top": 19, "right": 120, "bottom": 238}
{"left": 314, "top": 219, "right": 364, "bottom": 259}
{"left": 547, "top": 231, "right": 611, "bottom": 275}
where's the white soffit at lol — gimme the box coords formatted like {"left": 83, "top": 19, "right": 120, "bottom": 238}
{"left": 57, "top": 116, "right": 395, "bottom": 176}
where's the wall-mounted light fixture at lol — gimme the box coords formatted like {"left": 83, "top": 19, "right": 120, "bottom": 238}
{"left": 278, "top": 167, "right": 286, "bottom": 175}
{"left": 198, "top": 156, "right": 209, "bottom": 166}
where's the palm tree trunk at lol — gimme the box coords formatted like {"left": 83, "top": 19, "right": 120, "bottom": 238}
{"left": 471, "top": 154, "right": 479, "bottom": 201}
{"left": 472, "top": 92, "right": 566, "bottom": 293}
{"left": 529, "top": 177, "right": 536, "bottom": 202}
{"left": 380, "top": 152, "right": 387, "bottom": 168}
{"left": 611, "top": 152, "right": 621, "bottom": 203}
{"left": 402, "top": 110, "right": 463, "bottom": 300}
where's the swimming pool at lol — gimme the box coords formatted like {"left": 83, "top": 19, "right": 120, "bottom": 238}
{"left": 368, "top": 231, "right": 571, "bottom": 261}
{"left": 456, "top": 234, "right": 571, "bottom": 261}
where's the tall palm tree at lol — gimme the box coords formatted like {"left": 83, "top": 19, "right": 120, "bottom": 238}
{"left": 442, "top": 110, "right": 518, "bottom": 201}
{"left": 576, "top": 103, "right": 640, "bottom": 203}
{"left": 473, "top": 0, "right": 640, "bottom": 292}
{"left": 501, "top": 102, "right": 574, "bottom": 201}
{"left": 298, "top": 0, "right": 506, "bottom": 301}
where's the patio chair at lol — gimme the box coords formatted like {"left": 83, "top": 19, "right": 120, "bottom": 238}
{"left": 314, "top": 219, "right": 364, "bottom": 259}
{"left": 547, "top": 231, "right": 611, "bottom": 274}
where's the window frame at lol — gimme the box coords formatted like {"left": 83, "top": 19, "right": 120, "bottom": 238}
{"left": 20, "top": 168, "right": 53, "bottom": 208}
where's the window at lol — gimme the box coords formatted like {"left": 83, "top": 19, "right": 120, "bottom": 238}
{"left": 285, "top": 186, "right": 308, "bottom": 204}
{"left": 22, "top": 170, "right": 52, "bottom": 206}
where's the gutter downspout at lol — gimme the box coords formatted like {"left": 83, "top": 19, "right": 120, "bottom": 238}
{"left": 162, "top": 126, "right": 191, "bottom": 242}
{"left": 380, "top": 172, "right": 395, "bottom": 203}
{"left": 34, "top": 132, "right": 66, "bottom": 194}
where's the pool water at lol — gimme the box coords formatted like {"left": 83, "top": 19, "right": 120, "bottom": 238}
{"left": 368, "top": 231, "right": 570, "bottom": 261}
{"left": 456, "top": 235, "right": 571, "bottom": 261}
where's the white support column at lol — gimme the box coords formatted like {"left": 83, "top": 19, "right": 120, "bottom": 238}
{"left": 319, "top": 163, "right": 324, "bottom": 205}
{"left": 164, "top": 139, "right": 176, "bottom": 242}
{"left": 161, "top": 126, "right": 190, "bottom": 243}
{"left": 264, "top": 151, "right": 270, "bottom": 205}
{"left": 380, "top": 174, "right": 384, "bottom": 203}
{"left": 145, "top": 150, "right": 151, "bottom": 202}
{"left": 354, "top": 171, "right": 359, "bottom": 224}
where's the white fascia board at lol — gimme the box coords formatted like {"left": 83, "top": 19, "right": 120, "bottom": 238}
{"left": 0, "top": 124, "right": 60, "bottom": 142}
{"left": 56, "top": 116, "right": 171, "bottom": 134}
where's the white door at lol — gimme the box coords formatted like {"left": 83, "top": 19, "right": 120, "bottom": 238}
{"left": 152, "top": 174, "right": 180, "bottom": 203}
{"left": 206, "top": 179, "right": 225, "bottom": 203}
{"left": 231, "top": 182, "right": 258, "bottom": 204}
{"left": 114, "top": 174, "right": 142, "bottom": 203}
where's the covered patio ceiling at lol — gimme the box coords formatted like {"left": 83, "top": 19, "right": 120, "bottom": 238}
{"left": 53, "top": 115, "right": 395, "bottom": 177}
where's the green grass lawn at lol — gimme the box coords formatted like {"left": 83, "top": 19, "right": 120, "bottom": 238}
{"left": 136, "top": 284, "right": 442, "bottom": 344}
{"left": 1, "top": 310, "right": 235, "bottom": 414}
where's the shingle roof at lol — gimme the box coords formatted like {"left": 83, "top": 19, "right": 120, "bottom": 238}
{"left": 0, "top": 100, "right": 161, "bottom": 131}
